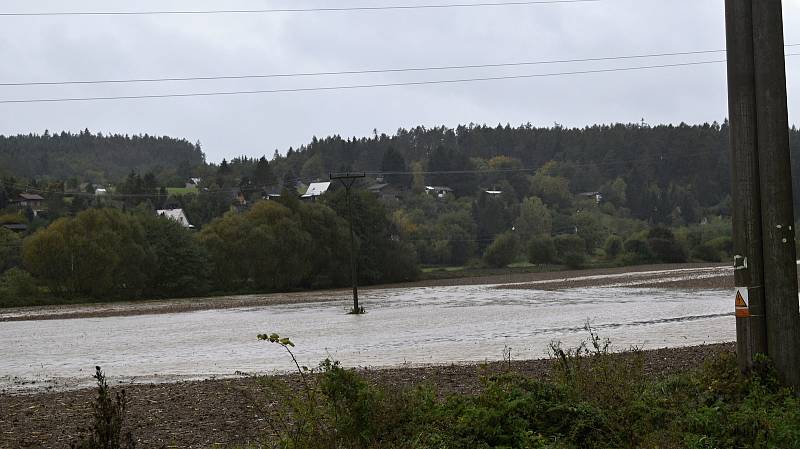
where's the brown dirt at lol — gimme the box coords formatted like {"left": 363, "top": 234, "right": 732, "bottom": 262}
{"left": 0, "top": 343, "right": 734, "bottom": 449}
{"left": 1, "top": 263, "right": 730, "bottom": 323}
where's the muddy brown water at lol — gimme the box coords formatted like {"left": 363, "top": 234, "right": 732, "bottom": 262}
{"left": 1, "top": 266, "right": 737, "bottom": 394}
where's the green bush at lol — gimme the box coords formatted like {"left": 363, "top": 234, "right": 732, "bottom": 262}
{"left": 692, "top": 243, "right": 722, "bottom": 262}
{"left": 554, "top": 234, "right": 586, "bottom": 268}
{"left": 707, "top": 236, "right": 734, "bottom": 258}
{"left": 484, "top": 232, "right": 519, "bottom": 268}
{"left": 623, "top": 237, "right": 652, "bottom": 262}
{"left": 0, "top": 268, "right": 40, "bottom": 306}
{"left": 258, "top": 332, "right": 800, "bottom": 449}
{"left": 603, "top": 235, "right": 623, "bottom": 260}
{"left": 528, "top": 235, "right": 556, "bottom": 265}
{"left": 647, "top": 227, "right": 688, "bottom": 263}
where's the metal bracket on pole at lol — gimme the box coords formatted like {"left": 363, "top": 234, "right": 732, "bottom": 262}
{"left": 734, "top": 255, "right": 748, "bottom": 271}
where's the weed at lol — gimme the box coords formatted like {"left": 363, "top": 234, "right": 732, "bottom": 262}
{"left": 70, "top": 367, "right": 136, "bottom": 449}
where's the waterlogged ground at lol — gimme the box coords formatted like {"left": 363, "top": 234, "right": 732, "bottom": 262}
{"left": 0, "top": 265, "right": 736, "bottom": 393}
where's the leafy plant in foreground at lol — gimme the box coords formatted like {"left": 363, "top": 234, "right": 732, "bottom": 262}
{"left": 71, "top": 366, "right": 136, "bottom": 449}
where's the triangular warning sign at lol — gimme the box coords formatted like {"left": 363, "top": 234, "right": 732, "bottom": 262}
{"left": 735, "top": 288, "right": 750, "bottom": 318}
{"left": 736, "top": 291, "right": 747, "bottom": 308}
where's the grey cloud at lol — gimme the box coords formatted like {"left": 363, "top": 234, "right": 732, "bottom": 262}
{"left": 0, "top": 0, "right": 798, "bottom": 162}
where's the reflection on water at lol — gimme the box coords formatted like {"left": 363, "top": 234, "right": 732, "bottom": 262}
{"left": 0, "top": 282, "right": 733, "bottom": 393}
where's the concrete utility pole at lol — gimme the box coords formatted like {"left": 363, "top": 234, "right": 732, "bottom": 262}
{"left": 330, "top": 172, "right": 366, "bottom": 314}
{"left": 724, "top": 0, "right": 767, "bottom": 372}
{"left": 751, "top": 0, "right": 800, "bottom": 388}
{"left": 725, "top": 0, "right": 800, "bottom": 387}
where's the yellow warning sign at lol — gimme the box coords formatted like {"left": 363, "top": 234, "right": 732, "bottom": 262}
{"left": 735, "top": 287, "right": 750, "bottom": 318}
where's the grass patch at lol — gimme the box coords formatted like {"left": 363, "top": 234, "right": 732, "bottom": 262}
{"left": 166, "top": 187, "right": 196, "bottom": 195}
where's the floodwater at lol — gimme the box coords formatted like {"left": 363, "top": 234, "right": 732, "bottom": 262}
{"left": 0, "top": 267, "right": 735, "bottom": 393}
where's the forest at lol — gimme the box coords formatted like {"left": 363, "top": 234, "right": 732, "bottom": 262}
{"left": 1, "top": 121, "right": 799, "bottom": 305}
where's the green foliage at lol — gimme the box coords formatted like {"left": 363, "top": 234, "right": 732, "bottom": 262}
{"left": 0, "top": 268, "right": 40, "bottom": 306}
{"left": 692, "top": 243, "right": 722, "bottom": 262}
{"left": 71, "top": 367, "right": 136, "bottom": 449}
{"left": 529, "top": 172, "right": 573, "bottom": 210}
{"left": 322, "top": 189, "right": 419, "bottom": 284}
{"left": 23, "top": 208, "right": 152, "bottom": 298}
{"left": 575, "top": 210, "right": 608, "bottom": 254}
{"left": 257, "top": 329, "right": 800, "bottom": 449}
{"left": 139, "top": 214, "right": 210, "bottom": 296}
{"left": 201, "top": 201, "right": 323, "bottom": 290}
{"left": 381, "top": 147, "right": 410, "bottom": 187}
{"left": 514, "top": 196, "right": 552, "bottom": 241}
{"left": 0, "top": 227, "right": 21, "bottom": 273}
{"left": 554, "top": 234, "right": 586, "bottom": 268}
{"left": 622, "top": 237, "right": 653, "bottom": 264}
{"left": 484, "top": 232, "right": 519, "bottom": 268}
{"left": 707, "top": 236, "right": 734, "bottom": 258}
{"left": 647, "top": 227, "right": 688, "bottom": 263}
{"left": 0, "top": 130, "right": 204, "bottom": 184}
{"left": 528, "top": 235, "right": 556, "bottom": 265}
{"left": 474, "top": 191, "right": 518, "bottom": 244}
{"left": 603, "top": 235, "right": 623, "bottom": 260}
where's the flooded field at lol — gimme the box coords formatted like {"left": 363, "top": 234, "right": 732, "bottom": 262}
{"left": 1, "top": 266, "right": 735, "bottom": 393}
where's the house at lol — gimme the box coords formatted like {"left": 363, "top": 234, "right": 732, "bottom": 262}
{"left": 578, "top": 191, "right": 603, "bottom": 203}
{"left": 367, "top": 183, "right": 402, "bottom": 204}
{"left": 425, "top": 186, "right": 454, "bottom": 199}
{"left": 301, "top": 182, "right": 331, "bottom": 201}
{"left": 95, "top": 188, "right": 108, "bottom": 196}
{"left": 11, "top": 193, "right": 47, "bottom": 217}
{"left": 157, "top": 209, "right": 194, "bottom": 229}
{"left": 185, "top": 177, "right": 202, "bottom": 189}
{"left": 14, "top": 193, "right": 45, "bottom": 209}
{"left": 1, "top": 223, "right": 28, "bottom": 233}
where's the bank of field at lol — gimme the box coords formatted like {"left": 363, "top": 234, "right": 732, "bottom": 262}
{"left": 5, "top": 342, "right": 800, "bottom": 449}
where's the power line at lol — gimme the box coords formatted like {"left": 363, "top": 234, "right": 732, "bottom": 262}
{"left": 0, "top": 1, "right": 600, "bottom": 17}
{"left": 0, "top": 50, "right": 730, "bottom": 88}
{"left": 4, "top": 44, "right": 798, "bottom": 88}
{"left": 0, "top": 58, "right": 745, "bottom": 105}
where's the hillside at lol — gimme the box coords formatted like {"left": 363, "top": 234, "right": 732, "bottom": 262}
{"left": 268, "top": 122, "right": 800, "bottom": 222}
{"left": 0, "top": 129, "right": 206, "bottom": 185}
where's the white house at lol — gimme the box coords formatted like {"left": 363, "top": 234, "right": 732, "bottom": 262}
{"left": 185, "top": 177, "right": 202, "bottom": 189}
{"left": 578, "top": 191, "right": 604, "bottom": 204}
{"left": 425, "top": 186, "right": 454, "bottom": 199}
{"left": 301, "top": 182, "right": 331, "bottom": 201}
{"left": 157, "top": 208, "right": 194, "bottom": 229}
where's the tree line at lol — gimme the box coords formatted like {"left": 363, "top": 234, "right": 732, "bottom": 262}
{"left": 0, "top": 192, "right": 417, "bottom": 306}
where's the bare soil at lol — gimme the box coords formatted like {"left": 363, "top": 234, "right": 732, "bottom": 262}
{"left": 0, "top": 343, "right": 733, "bottom": 449}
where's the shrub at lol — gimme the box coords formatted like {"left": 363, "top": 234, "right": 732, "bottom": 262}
{"left": 647, "top": 227, "right": 688, "bottom": 263}
{"left": 623, "top": 238, "right": 651, "bottom": 262}
{"left": 554, "top": 234, "right": 586, "bottom": 268}
{"left": 528, "top": 235, "right": 556, "bottom": 265}
{"left": 260, "top": 331, "right": 800, "bottom": 449}
{"left": 71, "top": 367, "right": 136, "bottom": 449}
{"left": 707, "top": 236, "right": 734, "bottom": 257}
{"left": 484, "top": 232, "right": 519, "bottom": 268}
{"left": 0, "top": 268, "right": 40, "bottom": 306}
{"left": 604, "top": 235, "right": 624, "bottom": 259}
{"left": 692, "top": 243, "right": 722, "bottom": 262}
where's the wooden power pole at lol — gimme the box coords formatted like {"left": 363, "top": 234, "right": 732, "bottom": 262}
{"left": 725, "top": 0, "right": 767, "bottom": 372}
{"left": 751, "top": 0, "right": 800, "bottom": 388}
{"left": 330, "top": 172, "right": 366, "bottom": 314}
{"left": 726, "top": 0, "right": 800, "bottom": 387}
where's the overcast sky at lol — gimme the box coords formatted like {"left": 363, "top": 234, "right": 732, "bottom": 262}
{"left": 0, "top": 0, "right": 798, "bottom": 162}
